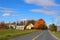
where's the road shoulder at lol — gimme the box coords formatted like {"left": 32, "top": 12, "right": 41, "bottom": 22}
{"left": 48, "top": 30, "right": 60, "bottom": 40}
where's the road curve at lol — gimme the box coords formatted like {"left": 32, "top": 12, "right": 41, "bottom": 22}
{"left": 10, "top": 30, "right": 57, "bottom": 40}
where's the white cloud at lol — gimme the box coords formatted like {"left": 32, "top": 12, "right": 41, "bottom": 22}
{"left": 25, "top": 0, "right": 60, "bottom": 15}
{"left": 12, "top": 14, "right": 18, "bottom": 16}
{"left": 56, "top": 16, "right": 60, "bottom": 21}
{"left": 0, "top": 7, "right": 18, "bottom": 17}
{"left": 0, "top": 7, "right": 16, "bottom": 13}
{"left": 2, "top": 13, "right": 10, "bottom": 17}
{"left": 25, "top": 0, "right": 60, "bottom": 6}
{"left": 0, "top": 7, "right": 15, "bottom": 10}
{"left": 0, "top": 8, "right": 14, "bottom": 13}
{"left": 20, "top": 19, "right": 28, "bottom": 21}
{"left": 55, "top": 16, "right": 60, "bottom": 26}
{"left": 2, "top": 13, "right": 18, "bottom": 17}
{"left": 30, "top": 9, "right": 56, "bottom": 15}
{"left": 0, "top": 10, "right": 13, "bottom": 13}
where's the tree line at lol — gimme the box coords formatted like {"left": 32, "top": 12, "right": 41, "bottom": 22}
{"left": 0, "top": 19, "right": 57, "bottom": 31}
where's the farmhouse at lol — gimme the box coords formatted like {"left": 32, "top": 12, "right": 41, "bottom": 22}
{"left": 9, "top": 24, "right": 16, "bottom": 29}
{"left": 26, "top": 23, "right": 34, "bottom": 30}
{"left": 8, "top": 19, "right": 27, "bottom": 30}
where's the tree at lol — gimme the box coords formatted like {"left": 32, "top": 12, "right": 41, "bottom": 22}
{"left": 49, "top": 24, "right": 57, "bottom": 31}
{"left": 0, "top": 22, "right": 9, "bottom": 29}
{"left": 11, "top": 22, "right": 16, "bottom": 25}
{"left": 34, "top": 19, "right": 47, "bottom": 29}
{"left": 25, "top": 20, "right": 35, "bottom": 26}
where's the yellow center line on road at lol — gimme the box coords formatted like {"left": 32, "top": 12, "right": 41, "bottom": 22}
{"left": 32, "top": 32, "right": 43, "bottom": 40}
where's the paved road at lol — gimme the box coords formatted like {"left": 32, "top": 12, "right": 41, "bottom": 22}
{"left": 10, "top": 30, "right": 57, "bottom": 40}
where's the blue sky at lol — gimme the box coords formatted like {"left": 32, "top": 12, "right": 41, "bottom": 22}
{"left": 0, "top": 0, "right": 60, "bottom": 25}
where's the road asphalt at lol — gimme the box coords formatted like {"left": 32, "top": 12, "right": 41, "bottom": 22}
{"left": 10, "top": 30, "right": 57, "bottom": 40}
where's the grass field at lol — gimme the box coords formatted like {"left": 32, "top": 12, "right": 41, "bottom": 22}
{"left": 52, "top": 31, "right": 60, "bottom": 39}
{"left": 0, "top": 29, "right": 39, "bottom": 40}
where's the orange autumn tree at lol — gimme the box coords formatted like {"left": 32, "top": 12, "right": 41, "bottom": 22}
{"left": 34, "top": 19, "right": 47, "bottom": 29}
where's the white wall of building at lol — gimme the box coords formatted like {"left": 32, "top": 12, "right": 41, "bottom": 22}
{"left": 16, "top": 26, "right": 25, "bottom": 30}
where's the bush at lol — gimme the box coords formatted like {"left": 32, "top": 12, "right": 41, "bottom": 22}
{"left": 49, "top": 24, "right": 57, "bottom": 31}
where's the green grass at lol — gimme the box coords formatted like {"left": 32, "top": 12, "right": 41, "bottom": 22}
{"left": 0, "top": 29, "right": 39, "bottom": 40}
{"left": 52, "top": 31, "right": 60, "bottom": 39}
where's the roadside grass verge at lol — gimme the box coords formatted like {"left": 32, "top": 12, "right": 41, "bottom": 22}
{"left": 0, "top": 29, "right": 39, "bottom": 40}
{"left": 51, "top": 31, "right": 60, "bottom": 39}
